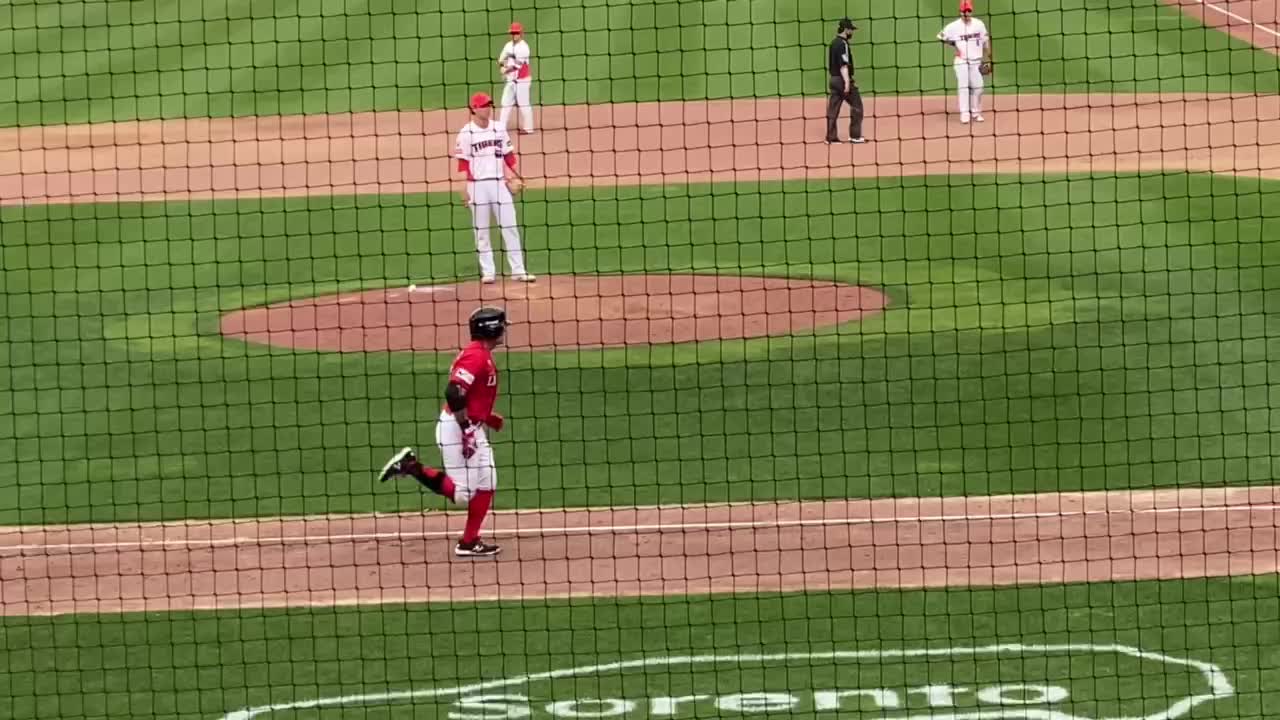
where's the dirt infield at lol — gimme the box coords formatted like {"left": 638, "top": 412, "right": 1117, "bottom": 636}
{"left": 2, "top": 93, "right": 1279, "bottom": 206}
{"left": 2, "top": 486, "right": 1278, "bottom": 616}
{"left": 219, "top": 275, "right": 890, "bottom": 352}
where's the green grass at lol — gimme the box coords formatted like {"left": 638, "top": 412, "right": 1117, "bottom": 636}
{"left": 2, "top": 577, "right": 1277, "bottom": 719}
{"left": 1, "top": 172, "right": 1279, "bottom": 524}
{"left": 0, "top": 0, "right": 1275, "bottom": 126}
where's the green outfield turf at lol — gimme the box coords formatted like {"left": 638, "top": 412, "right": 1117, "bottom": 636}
{"left": 0, "top": 578, "right": 1274, "bottom": 720}
{"left": 0, "top": 0, "right": 1275, "bottom": 127}
{"left": 1, "top": 172, "right": 1277, "bottom": 524}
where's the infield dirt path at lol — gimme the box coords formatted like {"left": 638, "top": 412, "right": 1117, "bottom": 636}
{"left": 3, "top": 2, "right": 1280, "bottom": 615}
{"left": 2, "top": 93, "right": 1279, "bottom": 206}
{"left": 2, "top": 486, "right": 1279, "bottom": 616}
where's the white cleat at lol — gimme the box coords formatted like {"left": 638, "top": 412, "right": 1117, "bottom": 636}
{"left": 481, "top": 276, "right": 497, "bottom": 284}
{"left": 974, "top": 114, "right": 985, "bottom": 122}
{"left": 960, "top": 115, "right": 970, "bottom": 124}
{"left": 513, "top": 273, "right": 537, "bottom": 283}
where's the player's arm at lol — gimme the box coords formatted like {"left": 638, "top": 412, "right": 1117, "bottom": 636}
{"left": 445, "top": 361, "right": 482, "bottom": 428}
{"left": 444, "top": 381, "right": 473, "bottom": 428}
{"left": 454, "top": 131, "right": 473, "bottom": 206}
{"left": 500, "top": 130, "right": 524, "bottom": 184}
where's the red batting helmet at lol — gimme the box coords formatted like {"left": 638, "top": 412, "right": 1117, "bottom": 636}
{"left": 960, "top": 0, "right": 974, "bottom": 12}
{"left": 509, "top": 22, "right": 523, "bottom": 34}
{"left": 469, "top": 92, "right": 494, "bottom": 110}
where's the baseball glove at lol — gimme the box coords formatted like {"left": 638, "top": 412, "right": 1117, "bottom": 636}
{"left": 979, "top": 61, "right": 993, "bottom": 76}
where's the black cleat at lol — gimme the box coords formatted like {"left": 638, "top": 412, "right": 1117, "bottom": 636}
{"left": 454, "top": 539, "right": 501, "bottom": 557}
{"left": 377, "top": 447, "right": 417, "bottom": 483}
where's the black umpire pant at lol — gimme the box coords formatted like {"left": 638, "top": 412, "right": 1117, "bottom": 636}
{"left": 825, "top": 76, "right": 864, "bottom": 141}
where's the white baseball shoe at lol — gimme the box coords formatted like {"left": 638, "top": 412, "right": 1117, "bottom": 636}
{"left": 960, "top": 114, "right": 971, "bottom": 124}
{"left": 481, "top": 275, "right": 497, "bottom": 284}
{"left": 850, "top": 137, "right": 867, "bottom": 144}
{"left": 974, "top": 114, "right": 985, "bottom": 122}
{"left": 513, "top": 273, "right": 537, "bottom": 283}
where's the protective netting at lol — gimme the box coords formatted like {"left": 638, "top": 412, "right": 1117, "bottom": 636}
{"left": 2, "top": 0, "right": 1279, "bottom": 718}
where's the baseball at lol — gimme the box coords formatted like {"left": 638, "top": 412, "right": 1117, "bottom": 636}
{"left": 408, "top": 284, "right": 417, "bottom": 292}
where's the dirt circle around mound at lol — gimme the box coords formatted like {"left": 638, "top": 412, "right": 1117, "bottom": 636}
{"left": 218, "top": 274, "right": 890, "bottom": 352}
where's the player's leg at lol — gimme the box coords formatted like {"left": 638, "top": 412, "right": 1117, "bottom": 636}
{"left": 969, "top": 64, "right": 985, "bottom": 121}
{"left": 954, "top": 62, "right": 971, "bottom": 121}
{"left": 495, "top": 183, "right": 534, "bottom": 280}
{"left": 499, "top": 81, "right": 517, "bottom": 127}
{"left": 471, "top": 181, "right": 499, "bottom": 281}
{"left": 824, "top": 77, "right": 842, "bottom": 142}
{"left": 847, "top": 86, "right": 866, "bottom": 142}
{"left": 516, "top": 80, "right": 534, "bottom": 133}
{"left": 455, "top": 431, "right": 499, "bottom": 556}
{"left": 377, "top": 446, "right": 455, "bottom": 499}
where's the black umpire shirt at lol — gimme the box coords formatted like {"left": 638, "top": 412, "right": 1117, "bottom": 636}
{"left": 828, "top": 35, "right": 852, "bottom": 80}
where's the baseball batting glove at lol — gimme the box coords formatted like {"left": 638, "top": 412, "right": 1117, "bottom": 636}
{"left": 461, "top": 426, "right": 478, "bottom": 459}
{"left": 979, "top": 61, "right": 993, "bottom": 76}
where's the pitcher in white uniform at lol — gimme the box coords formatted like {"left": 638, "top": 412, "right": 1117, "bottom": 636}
{"left": 937, "top": 0, "right": 993, "bottom": 123}
{"left": 497, "top": 22, "right": 535, "bottom": 134}
{"left": 453, "top": 92, "right": 535, "bottom": 284}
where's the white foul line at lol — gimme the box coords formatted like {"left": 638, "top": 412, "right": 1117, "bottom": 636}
{"left": 1, "top": 502, "right": 1278, "bottom": 554}
{"left": 1197, "top": 0, "right": 1280, "bottom": 40}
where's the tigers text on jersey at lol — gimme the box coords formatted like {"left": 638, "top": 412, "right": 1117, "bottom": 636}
{"left": 500, "top": 40, "right": 532, "bottom": 80}
{"left": 454, "top": 121, "right": 515, "bottom": 181}
{"left": 939, "top": 18, "right": 989, "bottom": 63}
{"left": 446, "top": 341, "right": 500, "bottom": 420}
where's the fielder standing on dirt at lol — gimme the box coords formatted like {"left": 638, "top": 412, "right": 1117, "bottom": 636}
{"left": 937, "top": 0, "right": 993, "bottom": 124}
{"left": 497, "top": 21, "right": 535, "bottom": 134}
{"left": 454, "top": 92, "right": 536, "bottom": 284}
{"left": 824, "top": 17, "right": 867, "bottom": 144}
{"left": 378, "top": 306, "right": 511, "bottom": 557}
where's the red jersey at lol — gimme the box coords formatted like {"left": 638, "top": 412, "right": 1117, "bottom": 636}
{"left": 445, "top": 341, "right": 499, "bottom": 420}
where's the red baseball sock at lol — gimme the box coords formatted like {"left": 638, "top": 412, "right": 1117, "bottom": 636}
{"left": 409, "top": 464, "right": 456, "bottom": 501}
{"left": 461, "top": 490, "right": 494, "bottom": 544}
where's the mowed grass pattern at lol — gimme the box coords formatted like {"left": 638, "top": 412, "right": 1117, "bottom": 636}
{"left": 2, "top": 579, "right": 1276, "bottom": 720}
{"left": 1, "top": 173, "right": 1277, "bottom": 524}
{"left": 0, "top": 0, "right": 1277, "bottom": 126}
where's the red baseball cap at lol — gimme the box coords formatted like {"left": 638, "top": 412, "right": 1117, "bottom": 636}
{"left": 469, "top": 92, "right": 494, "bottom": 110}
{"left": 509, "top": 22, "right": 523, "bottom": 34}
{"left": 960, "top": 0, "right": 974, "bottom": 11}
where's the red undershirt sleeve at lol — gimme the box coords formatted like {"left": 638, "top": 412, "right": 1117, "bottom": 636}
{"left": 504, "top": 154, "right": 517, "bottom": 169}
{"left": 457, "top": 158, "right": 473, "bottom": 180}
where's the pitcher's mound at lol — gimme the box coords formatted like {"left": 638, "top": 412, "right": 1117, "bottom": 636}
{"left": 219, "top": 274, "right": 889, "bottom": 352}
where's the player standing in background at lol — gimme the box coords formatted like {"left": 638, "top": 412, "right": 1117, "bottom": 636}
{"left": 378, "top": 307, "right": 511, "bottom": 557}
{"left": 937, "top": 0, "right": 993, "bottom": 124}
{"left": 498, "top": 22, "right": 535, "bottom": 134}
{"left": 454, "top": 92, "right": 536, "bottom": 284}
{"left": 824, "top": 17, "right": 866, "bottom": 144}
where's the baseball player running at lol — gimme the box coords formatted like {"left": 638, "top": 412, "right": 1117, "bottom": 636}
{"left": 378, "top": 306, "right": 511, "bottom": 557}
{"left": 498, "top": 22, "right": 534, "bottom": 134}
{"left": 454, "top": 92, "right": 535, "bottom": 284}
{"left": 937, "top": 0, "right": 993, "bottom": 124}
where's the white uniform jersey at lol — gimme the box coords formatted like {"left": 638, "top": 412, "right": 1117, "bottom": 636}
{"left": 453, "top": 121, "right": 514, "bottom": 181}
{"left": 938, "top": 18, "right": 989, "bottom": 64}
{"left": 500, "top": 39, "right": 532, "bottom": 80}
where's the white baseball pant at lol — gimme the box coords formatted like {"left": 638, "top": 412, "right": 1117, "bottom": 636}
{"left": 954, "top": 60, "right": 984, "bottom": 118}
{"left": 436, "top": 411, "right": 496, "bottom": 505}
{"left": 499, "top": 79, "right": 534, "bottom": 132}
{"left": 468, "top": 178, "right": 529, "bottom": 278}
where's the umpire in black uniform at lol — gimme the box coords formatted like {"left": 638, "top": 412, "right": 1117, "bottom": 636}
{"left": 825, "top": 17, "right": 866, "bottom": 144}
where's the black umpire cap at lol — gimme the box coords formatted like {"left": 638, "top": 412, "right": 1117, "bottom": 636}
{"left": 837, "top": 17, "right": 857, "bottom": 32}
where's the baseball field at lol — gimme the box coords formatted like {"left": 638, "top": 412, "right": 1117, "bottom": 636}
{"left": 3, "top": 0, "right": 1280, "bottom": 718}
